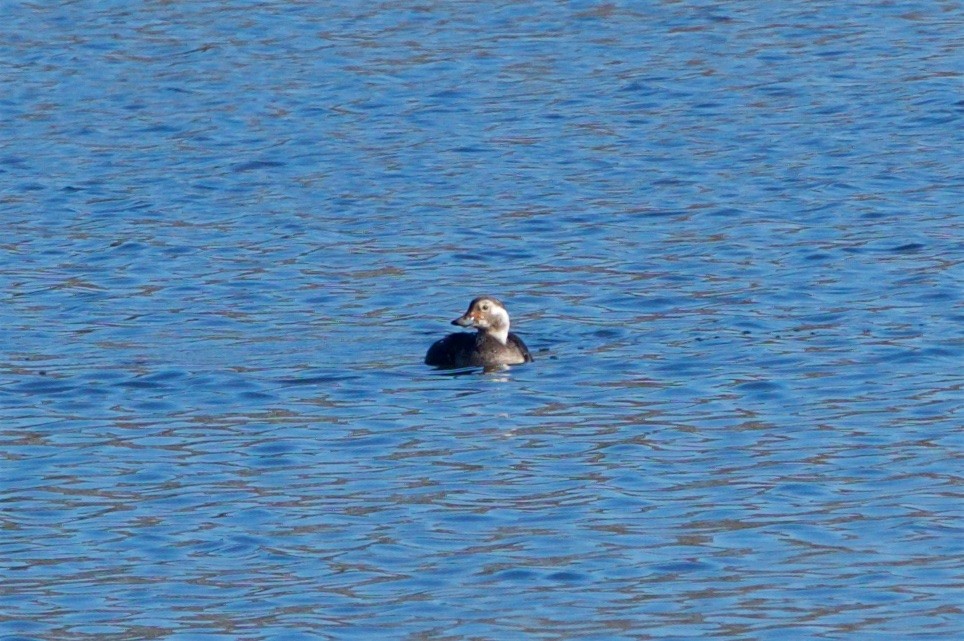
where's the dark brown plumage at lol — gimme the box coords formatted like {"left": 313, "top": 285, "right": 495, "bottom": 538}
{"left": 425, "top": 297, "right": 532, "bottom": 369}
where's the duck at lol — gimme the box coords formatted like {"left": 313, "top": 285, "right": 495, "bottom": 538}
{"left": 425, "top": 296, "right": 533, "bottom": 370}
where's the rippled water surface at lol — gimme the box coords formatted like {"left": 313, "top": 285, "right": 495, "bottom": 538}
{"left": 2, "top": 2, "right": 962, "bottom": 639}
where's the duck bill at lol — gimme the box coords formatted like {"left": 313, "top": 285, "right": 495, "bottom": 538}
{"left": 452, "top": 314, "right": 475, "bottom": 327}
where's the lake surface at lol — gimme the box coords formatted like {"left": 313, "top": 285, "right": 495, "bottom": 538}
{"left": 2, "top": 2, "right": 962, "bottom": 639}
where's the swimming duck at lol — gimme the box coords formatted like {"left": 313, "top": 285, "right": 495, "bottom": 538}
{"left": 425, "top": 296, "right": 533, "bottom": 369}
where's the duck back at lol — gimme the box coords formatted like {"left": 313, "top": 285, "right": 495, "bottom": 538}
{"left": 426, "top": 332, "right": 532, "bottom": 369}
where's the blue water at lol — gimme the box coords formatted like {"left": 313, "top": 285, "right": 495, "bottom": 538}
{"left": 2, "top": 2, "right": 962, "bottom": 639}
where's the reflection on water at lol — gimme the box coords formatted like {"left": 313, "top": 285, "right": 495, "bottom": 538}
{"left": 2, "top": 2, "right": 962, "bottom": 639}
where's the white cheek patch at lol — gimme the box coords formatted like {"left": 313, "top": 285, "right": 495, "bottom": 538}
{"left": 489, "top": 307, "right": 511, "bottom": 344}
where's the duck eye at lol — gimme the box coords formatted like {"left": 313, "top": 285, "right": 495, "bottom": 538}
{"left": 481, "top": 303, "right": 490, "bottom": 311}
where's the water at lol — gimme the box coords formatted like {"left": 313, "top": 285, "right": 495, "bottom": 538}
{"left": 2, "top": 2, "right": 962, "bottom": 639}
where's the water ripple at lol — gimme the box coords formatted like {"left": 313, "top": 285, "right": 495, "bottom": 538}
{"left": 1, "top": 1, "right": 962, "bottom": 639}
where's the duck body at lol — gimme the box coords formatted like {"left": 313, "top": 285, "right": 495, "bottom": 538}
{"left": 425, "top": 296, "right": 533, "bottom": 370}
{"left": 425, "top": 330, "right": 532, "bottom": 369}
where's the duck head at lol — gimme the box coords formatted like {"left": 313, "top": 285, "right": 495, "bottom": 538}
{"left": 452, "top": 296, "right": 511, "bottom": 344}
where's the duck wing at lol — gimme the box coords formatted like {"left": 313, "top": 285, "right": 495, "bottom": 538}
{"left": 507, "top": 332, "right": 533, "bottom": 363}
{"left": 425, "top": 332, "right": 477, "bottom": 368}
